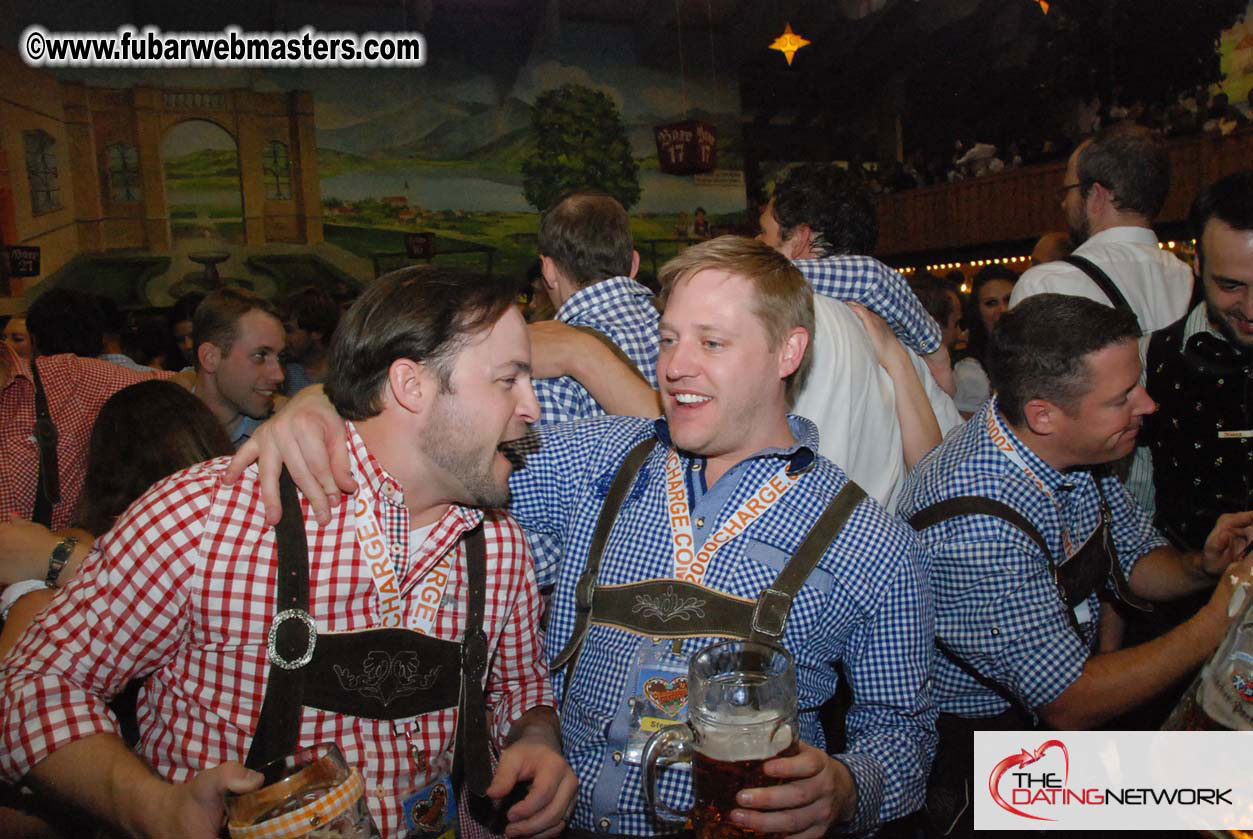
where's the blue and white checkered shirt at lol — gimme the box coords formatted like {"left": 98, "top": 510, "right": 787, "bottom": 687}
{"left": 794, "top": 255, "right": 942, "bottom": 356}
{"left": 507, "top": 415, "right": 937, "bottom": 835}
{"left": 897, "top": 399, "right": 1168, "bottom": 719}
{"left": 533, "top": 276, "right": 660, "bottom": 426}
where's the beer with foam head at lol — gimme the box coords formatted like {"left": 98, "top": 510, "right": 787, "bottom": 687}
{"left": 642, "top": 641, "right": 798, "bottom": 839}
{"left": 692, "top": 711, "right": 798, "bottom": 839}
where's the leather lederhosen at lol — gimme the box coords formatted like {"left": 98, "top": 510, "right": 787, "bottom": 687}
{"left": 246, "top": 470, "right": 494, "bottom": 799}
{"left": 549, "top": 439, "right": 867, "bottom": 680}
{"left": 906, "top": 481, "right": 1152, "bottom": 837}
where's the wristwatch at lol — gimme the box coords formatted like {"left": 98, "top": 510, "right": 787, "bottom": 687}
{"left": 45, "top": 535, "right": 78, "bottom": 587}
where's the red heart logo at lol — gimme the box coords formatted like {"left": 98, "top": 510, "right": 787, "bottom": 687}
{"left": 988, "top": 739, "right": 1069, "bottom": 821}
{"left": 643, "top": 676, "right": 688, "bottom": 717}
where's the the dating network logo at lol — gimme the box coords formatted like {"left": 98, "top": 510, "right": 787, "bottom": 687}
{"left": 986, "top": 736, "right": 1232, "bottom": 821}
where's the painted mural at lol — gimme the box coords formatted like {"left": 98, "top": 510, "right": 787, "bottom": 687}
{"left": 0, "top": 10, "right": 746, "bottom": 310}
{"left": 1218, "top": 0, "right": 1253, "bottom": 106}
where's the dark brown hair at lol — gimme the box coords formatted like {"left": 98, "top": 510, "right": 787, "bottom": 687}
{"left": 192, "top": 287, "right": 280, "bottom": 369}
{"left": 325, "top": 266, "right": 518, "bottom": 421}
{"left": 78, "top": 380, "right": 234, "bottom": 535}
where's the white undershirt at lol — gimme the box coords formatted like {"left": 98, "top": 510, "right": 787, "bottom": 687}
{"left": 408, "top": 522, "right": 436, "bottom": 566}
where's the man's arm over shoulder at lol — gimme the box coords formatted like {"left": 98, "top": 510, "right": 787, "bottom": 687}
{"left": 505, "top": 416, "right": 653, "bottom": 538}
{"left": 793, "top": 255, "right": 942, "bottom": 355}
{"left": 481, "top": 511, "right": 556, "bottom": 747}
{"left": 0, "top": 462, "right": 218, "bottom": 782}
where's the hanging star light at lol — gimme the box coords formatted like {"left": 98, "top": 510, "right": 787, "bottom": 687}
{"left": 768, "top": 23, "right": 810, "bottom": 66}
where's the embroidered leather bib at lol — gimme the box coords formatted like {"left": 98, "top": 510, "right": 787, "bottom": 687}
{"left": 246, "top": 470, "right": 493, "bottom": 798}
{"left": 550, "top": 439, "right": 867, "bottom": 674}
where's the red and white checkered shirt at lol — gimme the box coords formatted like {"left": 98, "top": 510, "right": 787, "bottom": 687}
{"left": 0, "top": 342, "right": 166, "bottom": 528}
{"left": 0, "top": 422, "right": 553, "bottom": 839}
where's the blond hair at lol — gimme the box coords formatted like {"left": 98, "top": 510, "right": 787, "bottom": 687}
{"left": 658, "top": 236, "right": 813, "bottom": 402}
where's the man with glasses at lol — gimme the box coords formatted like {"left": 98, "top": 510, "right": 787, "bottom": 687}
{"left": 1010, "top": 124, "right": 1192, "bottom": 333}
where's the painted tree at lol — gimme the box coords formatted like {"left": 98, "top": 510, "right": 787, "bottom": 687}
{"left": 522, "top": 84, "right": 641, "bottom": 212}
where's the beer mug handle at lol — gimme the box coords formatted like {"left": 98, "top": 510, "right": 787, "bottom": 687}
{"left": 641, "top": 723, "right": 694, "bottom": 823}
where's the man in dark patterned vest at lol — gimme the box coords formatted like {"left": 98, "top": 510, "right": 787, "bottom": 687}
{"left": 1116, "top": 172, "right": 1253, "bottom": 710}
{"left": 1142, "top": 171, "right": 1253, "bottom": 552}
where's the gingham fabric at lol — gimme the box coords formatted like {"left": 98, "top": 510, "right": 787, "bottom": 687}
{"left": 0, "top": 342, "right": 168, "bottom": 528}
{"left": 532, "top": 276, "right": 661, "bottom": 427}
{"left": 0, "top": 422, "right": 552, "bottom": 839}
{"left": 792, "top": 254, "right": 943, "bottom": 356}
{"left": 507, "top": 414, "right": 937, "bottom": 835}
{"left": 897, "top": 398, "right": 1168, "bottom": 718}
{"left": 229, "top": 769, "right": 365, "bottom": 839}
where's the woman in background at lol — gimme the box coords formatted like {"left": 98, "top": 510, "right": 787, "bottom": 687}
{"left": 953, "top": 265, "right": 1017, "bottom": 418}
{"left": 0, "top": 380, "right": 233, "bottom": 657}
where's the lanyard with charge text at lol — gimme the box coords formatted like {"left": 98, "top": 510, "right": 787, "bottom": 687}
{"left": 352, "top": 476, "right": 452, "bottom": 634}
{"left": 984, "top": 398, "right": 1076, "bottom": 558}
{"left": 663, "top": 448, "right": 802, "bottom": 586}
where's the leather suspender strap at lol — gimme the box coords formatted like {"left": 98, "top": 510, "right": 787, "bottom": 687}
{"left": 246, "top": 471, "right": 495, "bottom": 794}
{"left": 935, "top": 637, "right": 1034, "bottom": 721}
{"left": 749, "top": 481, "right": 867, "bottom": 640}
{"left": 246, "top": 468, "right": 311, "bottom": 769}
{"left": 1061, "top": 255, "right": 1141, "bottom": 333}
{"left": 454, "top": 524, "right": 493, "bottom": 798}
{"left": 29, "top": 359, "right": 59, "bottom": 528}
{"left": 1090, "top": 479, "right": 1152, "bottom": 613}
{"left": 550, "top": 438, "right": 657, "bottom": 672}
{"left": 551, "top": 439, "right": 867, "bottom": 672}
{"left": 907, "top": 496, "right": 1086, "bottom": 642}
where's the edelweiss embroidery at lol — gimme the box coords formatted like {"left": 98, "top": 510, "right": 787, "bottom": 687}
{"left": 632, "top": 585, "right": 706, "bottom": 622}
{"left": 334, "top": 650, "right": 441, "bottom": 707}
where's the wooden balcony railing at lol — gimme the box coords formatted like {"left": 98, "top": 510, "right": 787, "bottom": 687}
{"left": 876, "top": 127, "right": 1253, "bottom": 258}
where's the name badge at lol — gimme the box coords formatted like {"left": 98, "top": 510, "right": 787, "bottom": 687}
{"left": 622, "top": 640, "right": 690, "bottom": 764}
{"left": 1218, "top": 430, "right": 1253, "bottom": 439}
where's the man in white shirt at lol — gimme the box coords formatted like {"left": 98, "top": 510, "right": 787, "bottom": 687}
{"left": 759, "top": 164, "right": 961, "bottom": 510}
{"left": 1009, "top": 125, "right": 1192, "bottom": 332}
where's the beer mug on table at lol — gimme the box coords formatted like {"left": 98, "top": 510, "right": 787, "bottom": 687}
{"left": 642, "top": 639, "right": 798, "bottom": 839}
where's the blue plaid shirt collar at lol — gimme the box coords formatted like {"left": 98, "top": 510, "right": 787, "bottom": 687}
{"left": 343, "top": 420, "right": 484, "bottom": 531}
{"left": 555, "top": 275, "right": 654, "bottom": 325}
{"left": 651, "top": 413, "right": 818, "bottom": 475}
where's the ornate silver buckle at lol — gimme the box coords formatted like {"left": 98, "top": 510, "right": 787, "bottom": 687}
{"left": 267, "top": 609, "right": 317, "bottom": 670}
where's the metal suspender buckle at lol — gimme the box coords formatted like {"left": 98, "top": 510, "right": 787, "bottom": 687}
{"left": 267, "top": 609, "right": 318, "bottom": 670}
{"left": 751, "top": 588, "right": 792, "bottom": 638}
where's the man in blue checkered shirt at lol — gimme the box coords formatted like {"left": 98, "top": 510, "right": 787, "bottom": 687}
{"left": 899, "top": 294, "right": 1253, "bottom": 726}
{"left": 508, "top": 237, "right": 936, "bottom": 838}
{"left": 898, "top": 294, "right": 1253, "bottom": 834}
{"left": 531, "top": 192, "right": 661, "bottom": 426}
{"left": 242, "top": 241, "right": 938, "bottom": 837}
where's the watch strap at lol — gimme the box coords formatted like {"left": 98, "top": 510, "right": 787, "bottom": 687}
{"left": 45, "top": 535, "right": 78, "bottom": 587}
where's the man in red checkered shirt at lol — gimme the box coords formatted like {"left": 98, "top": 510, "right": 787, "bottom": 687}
{"left": 0, "top": 268, "right": 575, "bottom": 839}
{"left": 0, "top": 339, "right": 171, "bottom": 529}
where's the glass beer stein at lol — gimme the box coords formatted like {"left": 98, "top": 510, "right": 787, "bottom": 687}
{"left": 642, "top": 640, "right": 799, "bottom": 839}
{"left": 225, "top": 743, "right": 381, "bottom": 839}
